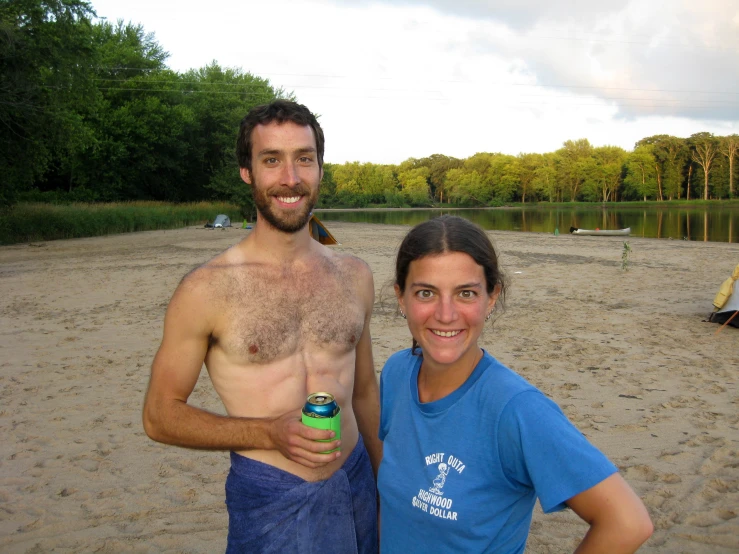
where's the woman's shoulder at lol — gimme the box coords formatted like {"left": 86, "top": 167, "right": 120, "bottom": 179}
{"left": 479, "top": 352, "right": 539, "bottom": 394}
{"left": 380, "top": 349, "right": 418, "bottom": 381}
{"left": 471, "top": 353, "right": 554, "bottom": 416}
{"left": 384, "top": 348, "right": 416, "bottom": 366}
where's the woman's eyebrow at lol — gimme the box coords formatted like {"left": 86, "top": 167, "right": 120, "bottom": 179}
{"left": 409, "top": 282, "right": 482, "bottom": 289}
{"left": 410, "top": 281, "right": 437, "bottom": 289}
{"left": 455, "top": 282, "right": 483, "bottom": 290}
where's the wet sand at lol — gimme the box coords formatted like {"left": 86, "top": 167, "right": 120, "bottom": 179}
{"left": 1, "top": 222, "right": 737, "bottom": 553}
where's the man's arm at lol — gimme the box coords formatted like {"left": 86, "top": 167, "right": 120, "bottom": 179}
{"left": 351, "top": 263, "right": 382, "bottom": 477}
{"left": 142, "top": 274, "right": 340, "bottom": 468}
{"left": 567, "top": 473, "right": 654, "bottom": 553}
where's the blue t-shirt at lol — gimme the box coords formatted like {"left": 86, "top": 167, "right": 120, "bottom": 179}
{"left": 378, "top": 349, "right": 617, "bottom": 554}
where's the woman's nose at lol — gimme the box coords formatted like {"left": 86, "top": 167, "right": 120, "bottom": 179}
{"left": 435, "top": 297, "right": 457, "bottom": 323}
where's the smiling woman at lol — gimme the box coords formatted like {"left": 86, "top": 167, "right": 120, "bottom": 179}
{"left": 397, "top": 251, "right": 495, "bottom": 401}
{"left": 377, "top": 215, "right": 653, "bottom": 554}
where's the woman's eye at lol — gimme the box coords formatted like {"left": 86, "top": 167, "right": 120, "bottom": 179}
{"left": 417, "top": 290, "right": 433, "bottom": 299}
{"left": 459, "top": 290, "right": 476, "bottom": 299}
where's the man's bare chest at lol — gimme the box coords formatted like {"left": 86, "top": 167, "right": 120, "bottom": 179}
{"left": 213, "top": 262, "right": 365, "bottom": 363}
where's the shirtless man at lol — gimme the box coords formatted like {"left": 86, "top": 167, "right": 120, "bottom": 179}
{"left": 143, "top": 100, "right": 381, "bottom": 553}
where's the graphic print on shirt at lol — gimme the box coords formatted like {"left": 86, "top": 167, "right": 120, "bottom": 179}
{"left": 411, "top": 452, "right": 465, "bottom": 521}
{"left": 429, "top": 462, "right": 449, "bottom": 495}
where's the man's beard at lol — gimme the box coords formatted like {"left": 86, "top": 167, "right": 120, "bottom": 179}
{"left": 253, "top": 182, "right": 319, "bottom": 233}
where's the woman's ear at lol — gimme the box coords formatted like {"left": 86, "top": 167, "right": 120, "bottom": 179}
{"left": 394, "top": 284, "right": 405, "bottom": 313}
{"left": 487, "top": 284, "right": 501, "bottom": 313}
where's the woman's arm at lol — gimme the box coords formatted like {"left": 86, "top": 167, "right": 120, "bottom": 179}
{"left": 567, "top": 473, "right": 653, "bottom": 553}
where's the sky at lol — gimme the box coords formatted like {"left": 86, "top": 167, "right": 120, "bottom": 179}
{"left": 91, "top": 0, "right": 739, "bottom": 165}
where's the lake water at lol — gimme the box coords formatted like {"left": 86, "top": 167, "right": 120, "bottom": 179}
{"left": 316, "top": 205, "right": 739, "bottom": 243}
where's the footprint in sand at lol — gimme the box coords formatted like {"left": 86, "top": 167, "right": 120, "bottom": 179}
{"left": 684, "top": 508, "right": 737, "bottom": 527}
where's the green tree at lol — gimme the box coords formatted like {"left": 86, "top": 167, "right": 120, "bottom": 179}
{"left": 660, "top": 137, "right": 688, "bottom": 200}
{"left": 488, "top": 154, "right": 518, "bottom": 202}
{"left": 624, "top": 145, "right": 658, "bottom": 201}
{"left": 376, "top": 165, "right": 400, "bottom": 205}
{"left": 334, "top": 162, "right": 374, "bottom": 207}
{"left": 73, "top": 22, "right": 183, "bottom": 200}
{"left": 582, "top": 146, "right": 626, "bottom": 202}
{"left": 689, "top": 132, "right": 719, "bottom": 200}
{"left": 411, "top": 154, "right": 463, "bottom": 203}
{"left": 0, "top": 0, "right": 97, "bottom": 206}
{"left": 556, "top": 139, "right": 593, "bottom": 201}
{"left": 316, "top": 163, "right": 338, "bottom": 207}
{"left": 636, "top": 135, "right": 688, "bottom": 200}
{"left": 532, "top": 152, "right": 560, "bottom": 201}
{"left": 446, "top": 168, "right": 487, "bottom": 205}
{"left": 515, "top": 153, "right": 542, "bottom": 203}
{"left": 719, "top": 135, "right": 738, "bottom": 198}
{"left": 398, "top": 167, "right": 431, "bottom": 206}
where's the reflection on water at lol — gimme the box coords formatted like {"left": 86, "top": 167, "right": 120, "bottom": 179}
{"left": 316, "top": 206, "right": 738, "bottom": 243}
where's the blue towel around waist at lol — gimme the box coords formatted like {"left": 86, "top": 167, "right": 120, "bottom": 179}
{"left": 226, "top": 434, "right": 378, "bottom": 554}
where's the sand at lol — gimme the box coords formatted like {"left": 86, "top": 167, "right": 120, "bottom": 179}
{"left": 1, "top": 221, "right": 737, "bottom": 553}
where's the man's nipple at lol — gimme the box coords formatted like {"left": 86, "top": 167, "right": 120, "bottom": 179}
{"left": 249, "top": 344, "right": 259, "bottom": 355}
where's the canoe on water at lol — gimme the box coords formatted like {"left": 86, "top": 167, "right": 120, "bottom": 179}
{"left": 569, "top": 227, "right": 631, "bottom": 236}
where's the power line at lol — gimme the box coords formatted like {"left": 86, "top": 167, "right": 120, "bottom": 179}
{"left": 83, "top": 66, "right": 739, "bottom": 96}
{"left": 91, "top": 78, "right": 444, "bottom": 95}
{"left": 90, "top": 77, "right": 739, "bottom": 101}
{"left": 86, "top": 86, "right": 739, "bottom": 111}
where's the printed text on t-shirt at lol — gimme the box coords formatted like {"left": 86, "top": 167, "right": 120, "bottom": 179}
{"left": 411, "top": 452, "right": 466, "bottom": 522}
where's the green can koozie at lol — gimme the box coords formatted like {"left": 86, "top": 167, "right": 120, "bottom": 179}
{"left": 302, "top": 392, "right": 341, "bottom": 454}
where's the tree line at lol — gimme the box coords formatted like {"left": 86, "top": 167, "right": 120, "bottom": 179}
{"left": 317, "top": 134, "right": 738, "bottom": 209}
{"left": 2, "top": 0, "right": 737, "bottom": 216}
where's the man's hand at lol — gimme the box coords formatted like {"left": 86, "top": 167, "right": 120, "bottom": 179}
{"left": 269, "top": 409, "right": 342, "bottom": 468}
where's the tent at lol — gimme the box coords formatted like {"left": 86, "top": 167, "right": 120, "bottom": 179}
{"left": 309, "top": 214, "right": 338, "bottom": 245}
{"left": 204, "top": 214, "right": 231, "bottom": 228}
{"left": 213, "top": 214, "right": 231, "bottom": 228}
{"left": 708, "top": 263, "right": 739, "bottom": 328}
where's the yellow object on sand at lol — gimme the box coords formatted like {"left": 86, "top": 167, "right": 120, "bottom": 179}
{"left": 713, "top": 264, "right": 739, "bottom": 310}
{"left": 309, "top": 214, "right": 338, "bottom": 245}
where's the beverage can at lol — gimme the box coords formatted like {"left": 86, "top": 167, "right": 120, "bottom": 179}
{"left": 302, "top": 392, "right": 341, "bottom": 453}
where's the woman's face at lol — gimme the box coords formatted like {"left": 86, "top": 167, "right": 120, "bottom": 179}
{"left": 395, "top": 252, "right": 499, "bottom": 372}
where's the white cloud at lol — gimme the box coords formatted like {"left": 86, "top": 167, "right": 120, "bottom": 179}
{"left": 92, "top": 0, "right": 739, "bottom": 164}
{"left": 333, "top": 0, "right": 632, "bottom": 29}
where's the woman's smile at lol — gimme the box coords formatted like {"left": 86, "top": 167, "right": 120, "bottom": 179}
{"left": 397, "top": 251, "right": 498, "bottom": 374}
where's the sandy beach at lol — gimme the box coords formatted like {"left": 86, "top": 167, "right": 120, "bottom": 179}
{"left": 1, "top": 221, "right": 737, "bottom": 553}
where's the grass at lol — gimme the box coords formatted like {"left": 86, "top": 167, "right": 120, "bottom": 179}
{"left": 621, "top": 241, "right": 632, "bottom": 271}
{"left": 0, "top": 201, "right": 241, "bottom": 245}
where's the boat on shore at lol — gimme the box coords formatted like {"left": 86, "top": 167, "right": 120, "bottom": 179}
{"left": 569, "top": 226, "right": 631, "bottom": 236}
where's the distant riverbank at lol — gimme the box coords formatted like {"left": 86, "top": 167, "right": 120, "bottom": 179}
{"left": 316, "top": 204, "right": 739, "bottom": 243}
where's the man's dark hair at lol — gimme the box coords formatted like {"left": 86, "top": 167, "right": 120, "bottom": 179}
{"left": 236, "top": 100, "right": 325, "bottom": 172}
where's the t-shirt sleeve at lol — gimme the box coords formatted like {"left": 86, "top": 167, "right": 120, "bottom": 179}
{"left": 497, "top": 390, "right": 618, "bottom": 513}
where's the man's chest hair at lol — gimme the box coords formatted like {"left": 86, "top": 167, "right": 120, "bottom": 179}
{"left": 215, "top": 256, "right": 365, "bottom": 363}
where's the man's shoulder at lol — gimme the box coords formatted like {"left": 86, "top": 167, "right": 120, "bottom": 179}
{"left": 319, "top": 250, "right": 373, "bottom": 292}
{"left": 174, "top": 246, "right": 252, "bottom": 298}
{"left": 180, "top": 250, "right": 234, "bottom": 285}
{"left": 328, "top": 250, "right": 371, "bottom": 274}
